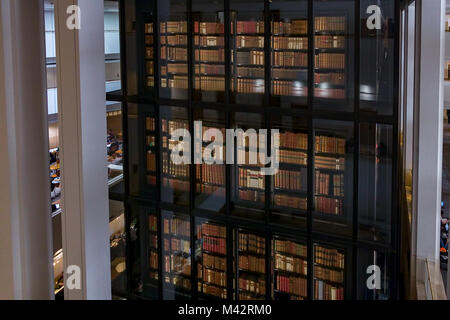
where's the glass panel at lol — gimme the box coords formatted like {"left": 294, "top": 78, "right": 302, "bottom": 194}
{"left": 313, "top": 244, "right": 345, "bottom": 300}
{"left": 231, "top": 112, "right": 265, "bottom": 219}
{"left": 124, "top": 0, "right": 137, "bottom": 95}
{"left": 144, "top": 19, "right": 155, "bottom": 90}
{"left": 360, "top": 0, "right": 396, "bottom": 115}
{"left": 161, "top": 106, "right": 190, "bottom": 206}
{"left": 107, "top": 102, "right": 124, "bottom": 196}
{"left": 235, "top": 230, "right": 266, "bottom": 300}
{"left": 357, "top": 248, "right": 392, "bottom": 300}
{"left": 128, "top": 104, "right": 157, "bottom": 199}
{"left": 313, "top": 120, "right": 353, "bottom": 236}
{"left": 313, "top": 0, "right": 355, "bottom": 112}
{"left": 359, "top": 123, "right": 392, "bottom": 243}
{"left": 194, "top": 108, "right": 226, "bottom": 212}
{"left": 195, "top": 219, "right": 228, "bottom": 299}
{"left": 159, "top": 0, "right": 189, "bottom": 99}
{"left": 230, "top": 0, "right": 265, "bottom": 105}
{"left": 272, "top": 236, "right": 308, "bottom": 300}
{"left": 145, "top": 208, "right": 159, "bottom": 298}
{"left": 162, "top": 211, "right": 192, "bottom": 299}
{"left": 193, "top": 0, "right": 226, "bottom": 102}
{"left": 110, "top": 200, "right": 127, "bottom": 292}
{"left": 270, "top": 0, "right": 308, "bottom": 108}
{"left": 270, "top": 114, "right": 308, "bottom": 228}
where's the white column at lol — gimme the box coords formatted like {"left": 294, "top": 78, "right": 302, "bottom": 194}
{"left": 54, "top": 0, "right": 111, "bottom": 299}
{"left": 0, "top": 0, "right": 53, "bottom": 299}
{"left": 413, "top": 0, "right": 445, "bottom": 288}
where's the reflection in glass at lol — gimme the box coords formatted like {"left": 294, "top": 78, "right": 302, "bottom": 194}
{"left": 359, "top": 123, "right": 392, "bottom": 243}
{"left": 110, "top": 200, "right": 127, "bottom": 292}
{"left": 357, "top": 248, "right": 391, "bottom": 300}
{"left": 313, "top": 244, "right": 345, "bottom": 300}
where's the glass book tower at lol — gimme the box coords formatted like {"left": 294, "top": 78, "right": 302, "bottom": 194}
{"left": 110, "top": 0, "right": 399, "bottom": 300}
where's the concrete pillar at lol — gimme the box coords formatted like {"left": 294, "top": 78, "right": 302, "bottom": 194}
{"left": 0, "top": 0, "right": 53, "bottom": 299}
{"left": 54, "top": 0, "right": 111, "bottom": 299}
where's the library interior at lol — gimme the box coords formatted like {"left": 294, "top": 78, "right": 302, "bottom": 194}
{"left": 0, "top": 0, "right": 449, "bottom": 301}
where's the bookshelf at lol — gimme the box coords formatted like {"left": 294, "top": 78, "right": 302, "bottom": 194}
{"left": 117, "top": 0, "right": 400, "bottom": 301}
{"left": 196, "top": 220, "right": 228, "bottom": 299}
{"left": 161, "top": 106, "right": 190, "bottom": 206}
{"left": 162, "top": 212, "right": 191, "bottom": 299}
{"left": 270, "top": 0, "right": 308, "bottom": 107}
{"left": 192, "top": 3, "right": 226, "bottom": 102}
{"left": 313, "top": 244, "right": 345, "bottom": 300}
{"left": 148, "top": 212, "right": 159, "bottom": 284}
{"left": 235, "top": 230, "right": 266, "bottom": 300}
{"left": 144, "top": 22, "right": 155, "bottom": 89}
{"left": 272, "top": 237, "right": 308, "bottom": 300}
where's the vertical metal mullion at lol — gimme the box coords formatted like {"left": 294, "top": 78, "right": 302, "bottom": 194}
{"left": 306, "top": 0, "right": 314, "bottom": 301}
{"left": 351, "top": 0, "right": 360, "bottom": 300}
{"left": 225, "top": 0, "right": 231, "bottom": 105}
{"left": 264, "top": 0, "right": 271, "bottom": 108}
{"left": 157, "top": 208, "right": 163, "bottom": 299}
{"left": 154, "top": 0, "right": 161, "bottom": 101}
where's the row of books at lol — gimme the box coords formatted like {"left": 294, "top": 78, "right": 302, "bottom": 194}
{"left": 237, "top": 150, "right": 264, "bottom": 168}
{"left": 315, "top": 265, "right": 344, "bottom": 284}
{"left": 315, "top": 155, "right": 345, "bottom": 170}
{"left": 146, "top": 61, "right": 154, "bottom": 75}
{"left": 239, "top": 255, "right": 265, "bottom": 273}
{"left": 314, "top": 280, "right": 344, "bottom": 300}
{"left": 274, "top": 169, "right": 306, "bottom": 192}
{"left": 145, "top": 47, "right": 154, "bottom": 59}
{"left": 235, "top": 21, "right": 265, "bottom": 34}
{"left": 202, "top": 253, "right": 226, "bottom": 271}
{"left": 196, "top": 184, "right": 226, "bottom": 196}
{"left": 202, "top": 235, "right": 226, "bottom": 255}
{"left": 164, "top": 64, "right": 188, "bottom": 74}
{"left": 315, "top": 246, "right": 345, "bottom": 269}
{"left": 195, "top": 64, "right": 224, "bottom": 75}
{"left": 147, "top": 76, "right": 155, "bottom": 88}
{"left": 239, "top": 189, "right": 265, "bottom": 203}
{"left": 314, "top": 196, "right": 343, "bottom": 216}
{"left": 238, "top": 233, "right": 265, "bottom": 255}
{"left": 235, "top": 51, "right": 264, "bottom": 65}
{"left": 315, "top": 53, "right": 345, "bottom": 69}
{"left": 145, "top": 35, "right": 154, "bottom": 46}
{"left": 271, "top": 80, "right": 307, "bottom": 97}
{"left": 161, "top": 21, "right": 188, "bottom": 34}
{"left": 315, "top": 136, "right": 346, "bottom": 155}
{"left": 272, "top": 37, "right": 307, "bottom": 50}
{"left": 272, "top": 20, "right": 307, "bottom": 35}
{"left": 145, "top": 23, "right": 153, "bottom": 34}
{"left": 150, "top": 234, "right": 158, "bottom": 249}
{"left": 195, "top": 35, "right": 224, "bottom": 47}
{"left": 276, "top": 275, "right": 307, "bottom": 298}
{"left": 239, "top": 168, "right": 265, "bottom": 190}
{"left": 163, "top": 217, "right": 190, "bottom": 237}
{"left": 166, "top": 275, "right": 191, "bottom": 291}
{"left": 194, "top": 21, "right": 224, "bottom": 35}
{"left": 147, "top": 154, "right": 156, "bottom": 172}
{"left": 195, "top": 49, "right": 224, "bottom": 62}
{"left": 161, "top": 47, "right": 188, "bottom": 61}
{"left": 236, "top": 36, "right": 264, "bottom": 48}
{"left": 194, "top": 77, "right": 225, "bottom": 91}
{"left": 164, "top": 255, "right": 191, "bottom": 275}
{"left": 314, "top": 16, "right": 346, "bottom": 33}
{"left": 202, "top": 269, "right": 226, "bottom": 287}
{"left": 161, "top": 34, "right": 187, "bottom": 46}
{"left": 315, "top": 171, "right": 344, "bottom": 197}
{"left": 280, "top": 132, "right": 308, "bottom": 150}
{"left": 198, "top": 223, "right": 226, "bottom": 238}
{"left": 273, "top": 194, "right": 307, "bottom": 210}
{"left": 278, "top": 149, "right": 307, "bottom": 166}
{"left": 196, "top": 164, "right": 225, "bottom": 185}
{"left": 273, "top": 51, "right": 307, "bottom": 67}
{"left": 274, "top": 253, "right": 307, "bottom": 275}
{"left": 150, "top": 251, "right": 158, "bottom": 270}
{"left": 146, "top": 117, "right": 156, "bottom": 131}
{"left": 232, "top": 78, "right": 265, "bottom": 93}
{"left": 200, "top": 283, "right": 227, "bottom": 298}
{"left": 239, "top": 277, "right": 266, "bottom": 296}
{"left": 315, "top": 35, "right": 345, "bottom": 49}
{"left": 164, "top": 238, "right": 190, "bottom": 254}
{"left": 272, "top": 68, "right": 306, "bottom": 79}
{"left": 161, "top": 76, "right": 189, "bottom": 89}
{"left": 274, "top": 239, "right": 307, "bottom": 257}
{"left": 162, "top": 159, "right": 189, "bottom": 178}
